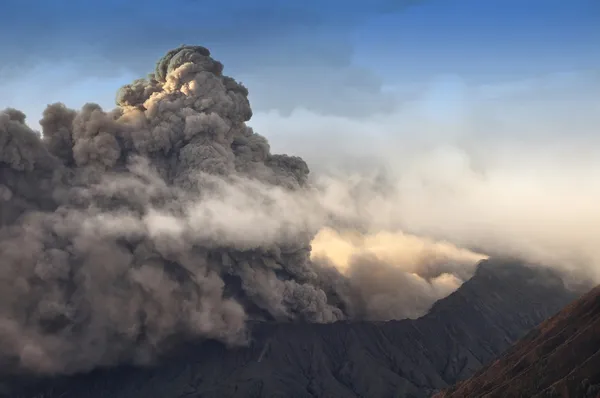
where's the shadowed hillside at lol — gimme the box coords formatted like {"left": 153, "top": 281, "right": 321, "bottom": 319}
{"left": 434, "top": 283, "right": 600, "bottom": 398}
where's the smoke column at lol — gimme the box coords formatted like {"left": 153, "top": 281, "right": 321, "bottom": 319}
{"left": 0, "top": 46, "right": 484, "bottom": 375}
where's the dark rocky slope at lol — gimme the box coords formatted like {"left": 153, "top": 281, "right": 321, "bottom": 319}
{"left": 4, "top": 259, "right": 581, "bottom": 398}
{"left": 434, "top": 283, "right": 600, "bottom": 398}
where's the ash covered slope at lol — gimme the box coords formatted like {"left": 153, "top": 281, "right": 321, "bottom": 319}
{"left": 434, "top": 281, "right": 600, "bottom": 398}
{"left": 9, "top": 259, "right": 580, "bottom": 398}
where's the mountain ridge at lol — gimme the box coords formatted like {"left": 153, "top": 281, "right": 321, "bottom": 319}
{"left": 433, "top": 284, "right": 600, "bottom": 398}
{"left": 3, "top": 258, "right": 582, "bottom": 398}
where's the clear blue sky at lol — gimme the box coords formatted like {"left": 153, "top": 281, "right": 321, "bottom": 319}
{"left": 0, "top": 0, "right": 598, "bottom": 154}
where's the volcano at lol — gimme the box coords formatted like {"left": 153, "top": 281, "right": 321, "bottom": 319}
{"left": 3, "top": 258, "right": 580, "bottom": 398}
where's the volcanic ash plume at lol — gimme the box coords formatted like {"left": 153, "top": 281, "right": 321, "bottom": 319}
{"left": 0, "top": 45, "right": 482, "bottom": 375}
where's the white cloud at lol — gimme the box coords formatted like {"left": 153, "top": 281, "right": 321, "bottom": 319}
{"left": 250, "top": 71, "right": 600, "bottom": 280}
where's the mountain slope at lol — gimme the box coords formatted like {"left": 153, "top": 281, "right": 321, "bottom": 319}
{"left": 4, "top": 259, "right": 580, "bottom": 398}
{"left": 434, "top": 284, "right": 600, "bottom": 398}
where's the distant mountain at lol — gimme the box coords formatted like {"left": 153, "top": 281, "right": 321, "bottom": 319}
{"left": 4, "top": 258, "right": 581, "bottom": 398}
{"left": 434, "top": 283, "right": 600, "bottom": 398}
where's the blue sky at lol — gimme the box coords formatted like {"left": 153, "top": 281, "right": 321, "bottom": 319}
{"left": 1, "top": 0, "right": 600, "bottom": 271}
{"left": 0, "top": 0, "right": 599, "bottom": 164}
{"left": 355, "top": 0, "right": 599, "bottom": 78}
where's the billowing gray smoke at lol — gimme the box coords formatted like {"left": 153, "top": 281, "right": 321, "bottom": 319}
{"left": 0, "top": 46, "right": 477, "bottom": 375}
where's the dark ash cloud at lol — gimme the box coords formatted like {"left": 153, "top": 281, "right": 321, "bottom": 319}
{"left": 0, "top": 45, "right": 476, "bottom": 376}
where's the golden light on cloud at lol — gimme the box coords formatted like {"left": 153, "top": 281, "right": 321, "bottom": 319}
{"left": 310, "top": 227, "right": 488, "bottom": 275}
{"left": 310, "top": 227, "right": 489, "bottom": 320}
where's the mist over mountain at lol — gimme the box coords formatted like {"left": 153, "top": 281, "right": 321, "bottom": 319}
{"left": 0, "top": 44, "right": 596, "bottom": 398}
